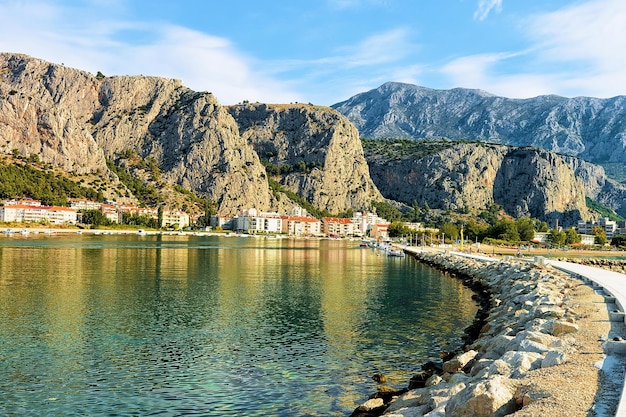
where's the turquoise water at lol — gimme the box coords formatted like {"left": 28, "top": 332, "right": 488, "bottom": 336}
{"left": 0, "top": 234, "right": 477, "bottom": 416}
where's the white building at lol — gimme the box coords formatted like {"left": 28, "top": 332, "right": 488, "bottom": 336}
{"left": 577, "top": 217, "right": 617, "bottom": 240}
{"left": 281, "top": 215, "right": 322, "bottom": 236}
{"left": 0, "top": 204, "right": 77, "bottom": 224}
{"left": 236, "top": 209, "right": 283, "bottom": 233}
{"left": 322, "top": 217, "right": 355, "bottom": 237}
{"left": 351, "top": 211, "right": 389, "bottom": 236}
{"left": 69, "top": 198, "right": 102, "bottom": 211}
{"left": 161, "top": 210, "right": 190, "bottom": 229}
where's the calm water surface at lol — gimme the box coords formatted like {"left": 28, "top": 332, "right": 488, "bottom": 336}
{"left": 0, "top": 234, "right": 477, "bottom": 416}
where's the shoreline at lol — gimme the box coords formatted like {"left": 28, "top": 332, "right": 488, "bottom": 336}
{"left": 351, "top": 248, "right": 618, "bottom": 416}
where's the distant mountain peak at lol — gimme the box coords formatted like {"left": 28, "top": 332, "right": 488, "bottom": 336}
{"left": 332, "top": 81, "right": 626, "bottom": 164}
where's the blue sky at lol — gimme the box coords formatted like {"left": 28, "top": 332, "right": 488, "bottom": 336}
{"left": 1, "top": 0, "right": 625, "bottom": 105}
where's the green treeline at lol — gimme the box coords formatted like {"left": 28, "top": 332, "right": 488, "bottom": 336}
{"left": 0, "top": 163, "right": 103, "bottom": 206}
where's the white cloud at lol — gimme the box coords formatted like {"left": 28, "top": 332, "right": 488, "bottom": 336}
{"left": 474, "top": 0, "right": 502, "bottom": 21}
{"left": 524, "top": 0, "right": 626, "bottom": 97}
{"left": 0, "top": 1, "right": 301, "bottom": 104}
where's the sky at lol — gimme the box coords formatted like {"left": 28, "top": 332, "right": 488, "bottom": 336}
{"left": 0, "top": 0, "right": 625, "bottom": 105}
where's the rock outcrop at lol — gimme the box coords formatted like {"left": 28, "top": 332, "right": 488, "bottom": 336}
{"left": 352, "top": 251, "right": 605, "bottom": 416}
{"left": 364, "top": 141, "right": 592, "bottom": 225}
{"left": 0, "top": 53, "right": 382, "bottom": 215}
{"left": 563, "top": 156, "right": 626, "bottom": 218}
{"left": 333, "top": 81, "right": 626, "bottom": 165}
{"left": 228, "top": 103, "right": 383, "bottom": 214}
{"left": 0, "top": 53, "right": 106, "bottom": 174}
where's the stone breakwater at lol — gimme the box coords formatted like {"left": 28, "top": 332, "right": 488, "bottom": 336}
{"left": 351, "top": 251, "right": 599, "bottom": 417}
{"left": 556, "top": 257, "right": 626, "bottom": 274}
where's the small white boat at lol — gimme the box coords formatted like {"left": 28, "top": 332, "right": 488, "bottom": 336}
{"left": 387, "top": 249, "right": 405, "bottom": 257}
{"left": 137, "top": 229, "right": 147, "bottom": 236}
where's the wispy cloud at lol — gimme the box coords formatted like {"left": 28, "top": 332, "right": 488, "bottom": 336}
{"left": 524, "top": 0, "right": 626, "bottom": 97}
{"left": 474, "top": 0, "right": 503, "bottom": 21}
{"left": 0, "top": 1, "right": 301, "bottom": 104}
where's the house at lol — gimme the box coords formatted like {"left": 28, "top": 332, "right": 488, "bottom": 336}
{"left": 322, "top": 217, "right": 354, "bottom": 237}
{"left": 370, "top": 223, "right": 389, "bottom": 239}
{"left": 281, "top": 215, "right": 322, "bottom": 236}
{"left": 162, "top": 210, "right": 190, "bottom": 229}
{"left": 236, "top": 209, "right": 282, "bottom": 234}
{"left": 0, "top": 204, "right": 77, "bottom": 224}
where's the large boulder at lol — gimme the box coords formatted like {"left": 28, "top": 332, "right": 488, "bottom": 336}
{"left": 444, "top": 376, "right": 517, "bottom": 417}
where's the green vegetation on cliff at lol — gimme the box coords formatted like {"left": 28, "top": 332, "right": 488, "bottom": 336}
{"left": 586, "top": 197, "right": 625, "bottom": 221}
{"left": 0, "top": 159, "right": 104, "bottom": 206}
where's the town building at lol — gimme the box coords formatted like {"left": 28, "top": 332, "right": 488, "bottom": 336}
{"left": 117, "top": 205, "right": 158, "bottom": 223}
{"left": 236, "top": 208, "right": 283, "bottom": 234}
{"left": 0, "top": 204, "right": 77, "bottom": 224}
{"left": 100, "top": 204, "right": 120, "bottom": 223}
{"left": 69, "top": 198, "right": 102, "bottom": 211}
{"left": 370, "top": 223, "right": 389, "bottom": 239}
{"left": 161, "top": 210, "right": 190, "bottom": 229}
{"left": 351, "top": 211, "right": 389, "bottom": 236}
{"left": 577, "top": 217, "right": 617, "bottom": 240}
{"left": 322, "top": 217, "right": 355, "bottom": 237}
{"left": 281, "top": 215, "right": 322, "bottom": 236}
{"left": 210, "top": 215, "right": 235, "bottom": 230}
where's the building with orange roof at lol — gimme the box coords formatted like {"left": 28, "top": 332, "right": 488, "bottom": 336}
{"left": 281, "top": 215, "right": 322, "bottom": 236}
{"left": 0, "top": 204, "right": 77, "bottom": 224}
{"left": 322, "top": 217, "right": 355, "bottom": 237}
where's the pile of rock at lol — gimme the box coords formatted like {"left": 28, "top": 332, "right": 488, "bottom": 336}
{"left": 352, "top": 251, "right": 584, "bottom": 417}
{"left": 556, "top": 257, "right": 626, "bottom": 273}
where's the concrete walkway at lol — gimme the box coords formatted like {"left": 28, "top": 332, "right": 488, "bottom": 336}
{"left": 546, "top": 259, "right": 626, "bottom": 417}
{"left": 405, "top": 247, "right": 626, "bottom": 416}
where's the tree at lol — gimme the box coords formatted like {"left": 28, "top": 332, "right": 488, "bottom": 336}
{"left": 487, "top": 219, "right": 519, "bottom": 242}
{"left": 80, "top": 209, "right": 111, "bottom": 227}
{"left": 464, "top": 220, "right": 488, "bottom": 243}
{"left": 548, "top": 229, "right": 567, "bottom": 246}
{"left": 611, "top": 235, "right": 626, "bottom": 248}
{"left": 564, "top": 228, "right": 581, "bottom": 245}
{"left": 371, "top": 201, "right": 401, "bottom": 222}
{"left": 388, "top": 221, "right": 412, "bottom": 238}
{"left": 440, "top": 222, "right": 459, "bottom": 242}
{"left": 515, "top": 217, "right": 535, "bottom": 241}
{"left": 592, "top": 226, "right": 607, "bottom": 245}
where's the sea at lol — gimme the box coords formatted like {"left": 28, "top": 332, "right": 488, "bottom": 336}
{"left": 0, "top": 234, "right": 478, "bottom": 416}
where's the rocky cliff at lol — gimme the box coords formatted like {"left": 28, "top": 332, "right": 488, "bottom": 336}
{"left": 364, "top": 141, "right": 592, "bottom": 225}
{"left": 0, "top": 53, "right": 381, "bottom": 215}
{"left": 564, "top": 156, "right": 626, "bottom": 218}
{"left": 228, "top": 103, "right": 382, "bottom": 214}
{"left": 333, "top": 82, "right": 626, "bottom": 165}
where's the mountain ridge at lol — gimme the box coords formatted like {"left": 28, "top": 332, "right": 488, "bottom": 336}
{"left": 333, "top": 81, "right": 626, "bottom": 164}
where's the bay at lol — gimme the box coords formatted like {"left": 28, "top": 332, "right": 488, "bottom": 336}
{"left": 0, "top": 234, "right": 477, "bottom": 416}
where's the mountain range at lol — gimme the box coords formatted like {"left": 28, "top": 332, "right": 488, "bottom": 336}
{"left": 332, "top": 82, "right": 626, "bottom": 165}
{"left": 1, "top": 54, "right": 626, "bottom": 226}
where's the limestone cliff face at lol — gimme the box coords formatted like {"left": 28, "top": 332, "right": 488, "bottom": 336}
{"left": 365, "top": 142, "right": 591, "bottom": 225}
{"left": 0, "top": 53, "right": 273, "bottom": 213}
{"left": 228, "top": 103, "right": 383, "bottom": 213}
{"left": 90, "top": 78, "right": 272, "bottom": 214}
{"left": 0, "top": 53, "right": 383, "bottom": 215}
{"left": 564, "top": 156, "right": 626, "bottom": 218}
{"left": 0, "top": 53, "right": 106, "bottom": 173}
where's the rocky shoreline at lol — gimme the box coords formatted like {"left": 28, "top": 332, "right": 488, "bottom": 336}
{"left": 351, "top": 250, "right": 611, "bottom": 417}
{"left": 555, "top": 257, "right": 626, "bottom": 274}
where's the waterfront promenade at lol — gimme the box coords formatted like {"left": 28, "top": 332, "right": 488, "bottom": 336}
{"left": 402, "top": 246, "right": 626, "bottom": 417}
